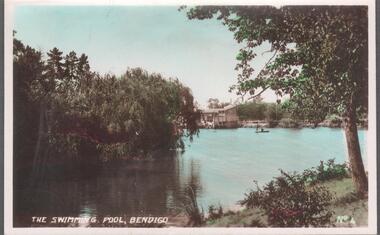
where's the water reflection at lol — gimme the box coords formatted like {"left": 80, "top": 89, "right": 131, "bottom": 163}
{"left": 14, "top": 128, "right": 368, "bottom": 227}
{"left": 14, "top": 150, "right": 202, "bottom": 227}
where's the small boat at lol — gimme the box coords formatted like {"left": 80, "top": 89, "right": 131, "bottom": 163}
{"left": 256, "top": 130, "right": 270, "bottom": 133}
{"left": 255, "top": 124, "right": 270, "bottom": 133}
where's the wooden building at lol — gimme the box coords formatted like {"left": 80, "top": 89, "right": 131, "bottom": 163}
{"left": 200, "top": 104, "right": 239, "bottom": 128}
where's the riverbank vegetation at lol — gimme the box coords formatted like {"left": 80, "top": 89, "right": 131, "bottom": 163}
{"left": 237, "top": 99, "right": 285, "bottom": 122}
{"left": 203, "top": 97, "right": 368, "bottom": 128}
{"left": 237, "top": 99, "right": 367, "bottom": 128}
{"left": 14, "top": 36, "right": 200, "bottom": 180}
{"left": 205, "top": 179, "right": 367, "bottom": 227}
{"left": 187, "top": 159, "right": 367, "bottom": 227}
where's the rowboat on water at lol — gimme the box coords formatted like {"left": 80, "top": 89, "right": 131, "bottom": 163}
{"left": 255, "top": 123, "right": 270, "bottom": 133}
{"left": 256, "top": 130, "right": 270, "bottom": 133}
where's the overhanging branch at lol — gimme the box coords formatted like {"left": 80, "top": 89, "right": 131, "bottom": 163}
{"left": 247, "top": 86, "right": 270, "bottom": 100}
{"left": 245, "top": 50, "right": 278, "bottom": 101}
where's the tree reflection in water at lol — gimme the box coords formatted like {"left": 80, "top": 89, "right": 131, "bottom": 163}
{"left": 14, "top": 150, "right": 202, "bottom": 227}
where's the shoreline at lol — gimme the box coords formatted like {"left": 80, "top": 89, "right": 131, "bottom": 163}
{"left": 236, "top": 119, "right": 368, "bottom": 129}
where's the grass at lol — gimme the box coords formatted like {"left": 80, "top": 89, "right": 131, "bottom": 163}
{"left": 325, "top": 178, "right": 368, "bottom": 227}
{"left": 204, "top": 177, "right": 367, "bottom": 227}
{"left": 205, "top": 208, "right": 267, "bottom": 227}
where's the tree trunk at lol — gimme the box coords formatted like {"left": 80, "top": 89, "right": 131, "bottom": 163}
{"left": 342, "top": 108, "right": 368, "bottom": 197}
{"left": 30, "top": 101, "right": 50, "bottom": 187}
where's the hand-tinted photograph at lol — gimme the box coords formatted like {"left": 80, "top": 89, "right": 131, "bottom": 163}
{"left": 9, "top": 2, "right": 376, "bottom": 233}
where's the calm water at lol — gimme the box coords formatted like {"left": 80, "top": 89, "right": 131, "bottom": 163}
{"left": 14, "top": 128, "right": 367, "bottom": 226}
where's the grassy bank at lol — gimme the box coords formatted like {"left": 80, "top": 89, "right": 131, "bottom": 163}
{"left": 204, "top": 177, "right": 367, "bottom": 227}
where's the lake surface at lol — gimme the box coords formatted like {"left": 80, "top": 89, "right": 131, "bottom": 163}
{"left": 14, "top": 128, "right": 367, "bottom": 227}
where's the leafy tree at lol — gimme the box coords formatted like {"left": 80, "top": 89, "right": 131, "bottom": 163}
{"left": 77, "top": 53, "right": 90, "bottom": 76}
{"left": 63, "top": 51, "right": 79, "bottom": 78}
{"left": 265, "top": 103, "right": 283, "bottom": 121}
{"left": 207, "top": 98, "right": 230, "bottom": 109}
{"left": 185, "top": 6, "right": 368, "bottom": 196}
{"left": 46, "top": 47, "right": 64, "bottom": 80}
{"left": 237, "top": 100, "right": 284, "bottom": 121}
{"left": 237, "top": 101, "right": 266, "bottom": 120}
{"left": 13, "top": 37, "right": 44, "bottom": 169}
{"left": 14, "top": 38, "right": 200, "bottom": 171}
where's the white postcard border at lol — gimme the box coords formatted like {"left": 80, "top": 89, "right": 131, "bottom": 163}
{"left": 4, "top": 0, "right": 377, "bottom": 234}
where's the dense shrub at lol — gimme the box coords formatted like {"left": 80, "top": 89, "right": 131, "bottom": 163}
{"left": 302, "top": 159, "right": 350, "bottom": 185}
{"left": 249, "top": 219, "right": 266, "bottom": 227}
{"left": 240, "top": 170, "right": 333, "bottom": 227}
{"left": 207, "top": 205, "right": 224, "bottom": 220}
{"left": 277, "top": 118, "right": 300, "bottom": 128}
{"left": 183, "top": 186, "right": 204, "bottom": 227}
{"left": 325, "top": 115, "right": 342, "bottom": 127}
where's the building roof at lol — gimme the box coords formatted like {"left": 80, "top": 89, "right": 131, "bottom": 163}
{"left": 201, "top": 104, "right": 237, "bottom": 113}
{"left": 202, "top": 109, "right": 221, "bottom": 114}
{"left": 222, "top": 104, "right": 237, "bottom": 111}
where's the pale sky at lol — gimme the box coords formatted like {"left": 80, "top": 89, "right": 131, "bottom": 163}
{"left": 14, "top": 5, "right": 278, "bottom": 108}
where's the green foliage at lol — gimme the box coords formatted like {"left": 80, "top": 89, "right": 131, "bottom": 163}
{"left": 14, "top": 37, "right": 200, "bottom": 166}
{"left": 185, "top": 6, "right": 367, "bottom": 122}
{"left": 207, "top": 205, "right": 224, "bottom": 220}
{"left": 185, "top": 6, "right": 368, "bottom": 194}
{"left": 265, "top": 103, "right": 284, "bottom": 121}
{"left": 325, "top": 114, "right": 343, "bottom": 127}
{"left": 302, "top": 159, "right": 350, "bottom": 185}
{"left": 240, "top": 170, "right": 333, "bottom": 227}
{"left": 207, "top": 98, "right": 230, "bottom": 109}
{"left": 13, "top": 38, "right": 45, "bottom": 167}
{"left": 237, "top": 101, "right": 266, "bottom": 120}
{"left": 249, "top": 218, "right": 266, "bottom": 227}
{"left": 277, "top": 118, "right": 300, "bottom": 128}
{"left": 334, "top": 192, "right": 361, "bottom": 205}
{"left": 237, "top": 100, "right": 284, "bottom": 121}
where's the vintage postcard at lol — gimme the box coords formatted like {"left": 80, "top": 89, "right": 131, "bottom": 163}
{"left": 4, "top": 0, "right": 377, "bottom": 234}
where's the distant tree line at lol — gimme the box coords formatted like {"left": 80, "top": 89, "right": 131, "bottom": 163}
{"left": 236, "top": 99, "right": 366, "bottom": 124}
{"left": 14, "top": 36, "right": 200, "bottom": 173}
{"left": 237, "top": 100, "right": 285, "bottom": 121}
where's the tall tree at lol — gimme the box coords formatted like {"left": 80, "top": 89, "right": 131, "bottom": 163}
{"left": 207, "top": 98, "right": 230, "bottom": 109}
{"left": 77, "top": 53, "right": 90, "bottom": 75}
{"left": 63, "top": 51, "right": 79, "bottom": 84}
{"left": 13, "top": 37, "right": 44, "bottom": 168}
{"left": 46, "top": 47, "right": 64, "bottom": 79}
{"left": 185, "top": 6, "right": 368, "bottom": 196}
